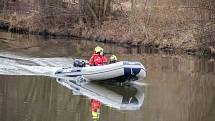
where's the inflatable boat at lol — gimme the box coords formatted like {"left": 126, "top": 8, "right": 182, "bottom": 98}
{"left": 56, "top": 78, "right": 144, "bottom": 110}
{"left": 55, "top": 61, "right": 146, "bottom": 82}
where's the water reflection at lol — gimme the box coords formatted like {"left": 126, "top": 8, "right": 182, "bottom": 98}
{"left": 56, "top": 78, "right": 144, "bottom": 110}
{"left": 0, "top": 31, "right": 136, "bottom": 58}
{"left": 90, "top": 99, "right": 101, "bottom": 121}
{"left": 56, "top": 78, "right": 144, "bottom": 121}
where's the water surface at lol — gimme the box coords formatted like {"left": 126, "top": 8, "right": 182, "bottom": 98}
{"left": 0, "top": 31, "right": 215, "bottom": 121}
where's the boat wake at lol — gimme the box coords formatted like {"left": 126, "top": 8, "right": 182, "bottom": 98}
{"left": 0, "top": 52, "right": 74, "bottom": 77}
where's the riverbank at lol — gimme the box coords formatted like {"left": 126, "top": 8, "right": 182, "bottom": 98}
{"left": 0, "top": 0, "right": 214, "bottom": 56}
{"left": 1, "top": 18, "right": 215, "bottom": 56}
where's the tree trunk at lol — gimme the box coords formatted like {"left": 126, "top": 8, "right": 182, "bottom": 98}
{"left": 78, "top": 0, "right": 112, "bottom": 25}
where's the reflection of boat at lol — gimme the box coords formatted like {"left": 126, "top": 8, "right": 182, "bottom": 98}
{"left": 56, "top": 78, "right": 144, "bottom": 110}
{"left": 55, "top": 61, "right": 146, "bottom": 82}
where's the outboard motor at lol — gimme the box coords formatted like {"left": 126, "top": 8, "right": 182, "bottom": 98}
{"left": 73, "top": 59, "right": 86, "bottom": 67}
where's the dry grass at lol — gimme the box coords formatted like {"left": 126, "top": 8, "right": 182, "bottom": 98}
{"left": 0, "top": 0, "right": 214, "bottom": 54}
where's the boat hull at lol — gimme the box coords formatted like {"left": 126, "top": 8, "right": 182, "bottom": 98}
{"left": 55, "top": 61, "right": 146, "bottom": 81}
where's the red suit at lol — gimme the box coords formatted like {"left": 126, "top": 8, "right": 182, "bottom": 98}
{"left": 88, "top": 53, "right": 107, "bottom": 66}
{"left": 90, "top": 99, "right": 101, "bottom": 112}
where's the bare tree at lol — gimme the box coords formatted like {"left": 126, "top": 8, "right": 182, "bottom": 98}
{"left": 79, "top": 0, "right": 112, "bottom": 25}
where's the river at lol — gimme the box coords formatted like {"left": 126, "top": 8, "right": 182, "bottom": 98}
{"left": 0, "top": 31, "right": 215, "bottom": 121}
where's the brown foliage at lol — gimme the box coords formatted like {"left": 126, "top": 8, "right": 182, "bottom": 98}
{"left": 0, "top": 0, "right": 214, "bottom": 54}
{"left": 128, "top": 0, "right": 215, "bottom": 51}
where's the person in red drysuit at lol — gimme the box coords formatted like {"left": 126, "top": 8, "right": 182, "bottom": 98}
{"left": 88, "top": 46, "right": 107, "bottom": 120}
{"left": 90, "top": 99, "right": 101, "bottom": 121}
{"left": 91, "top": 99, "right": 101, "bottom": 112}
{"left": 88, "top": 46, "right": 107, "bottom": 66}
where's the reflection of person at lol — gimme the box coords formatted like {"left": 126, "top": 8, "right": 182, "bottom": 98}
{"left": 109, "top": 55, "right": 117, "bottom": 64}
{"left": 88, "top": 46, "right": 107, "bottom": 66}
{"left": 90, "top": 99, "right": 101, "bottom": 121}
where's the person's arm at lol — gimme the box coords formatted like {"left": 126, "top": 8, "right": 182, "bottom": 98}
{"left": 88, "top": 55, "right": 94, "bottom": 66}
